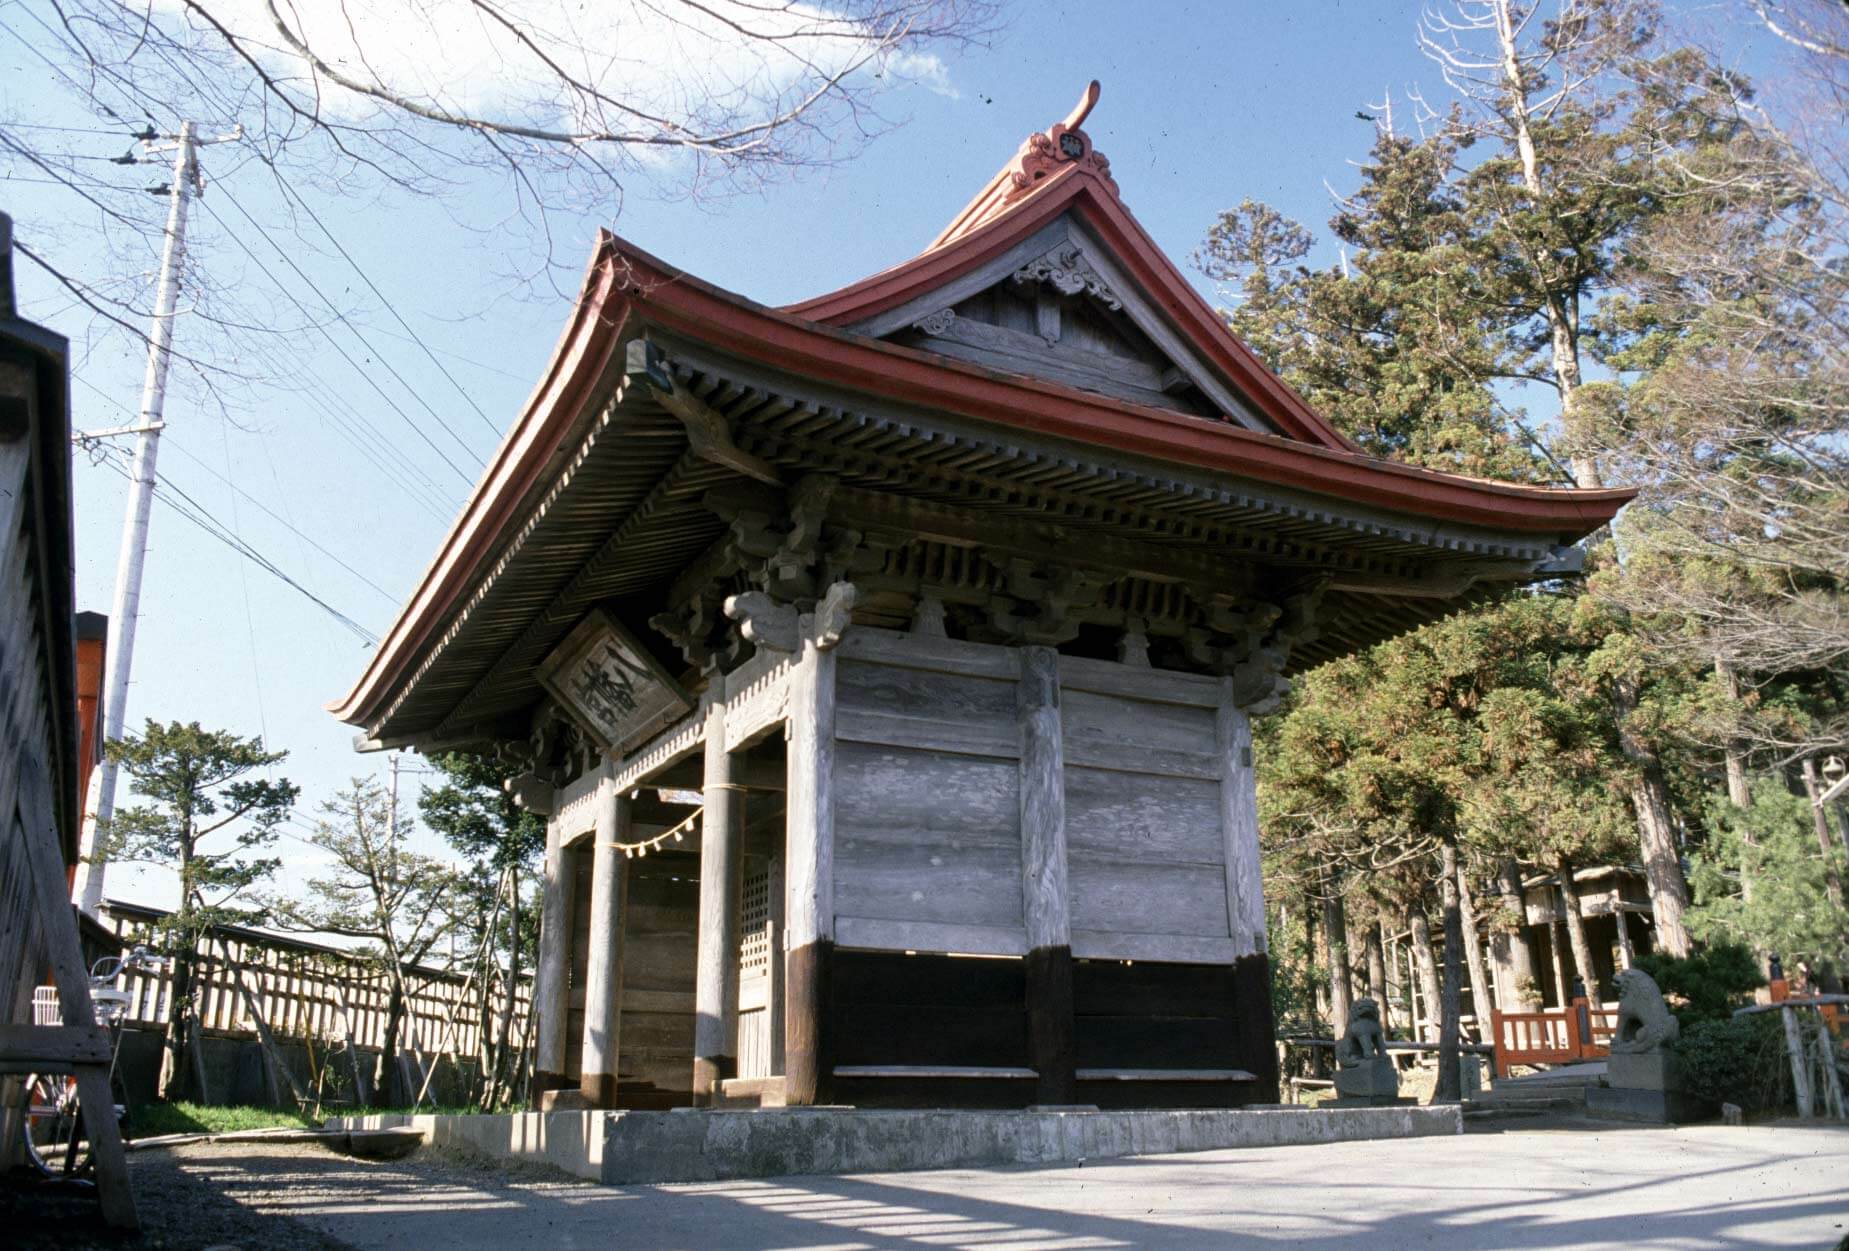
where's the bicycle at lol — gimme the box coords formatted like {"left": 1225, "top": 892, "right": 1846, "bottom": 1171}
{"left": 21, "top": 945, "right": 166, "bottom": 1178}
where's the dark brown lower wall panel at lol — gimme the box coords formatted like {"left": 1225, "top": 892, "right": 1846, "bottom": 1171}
{"left": 1073, "top": 958, "right": 1235, "bottom": 1069}
{"left": 816, "top": 950, "right": 1280, "bottom": 1108}
{"left": 1072, "top": 955, "right": 1279, "bottom": 1106}
{"left": 829, "top": 949, "right": 1028, "bottom": 1069}
{"left": 1233, "top": 952, "right": 1280, "bottom": 1103}
{"left": 832, "top": 1077, "right": 1038, "bottom": 1110}
{"left": 1075, "top": 1080, "right": 1261, "bottom": 1109}
{"left": 1026, "top": 945, "right": 1075, "bottom": 1104}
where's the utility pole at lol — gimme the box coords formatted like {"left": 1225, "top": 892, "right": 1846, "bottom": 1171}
{"left": 388, "top": 752, "right": 401, "bottom": 840}
{"left": 74, "top": 122, "right": 202, "bottom": 914}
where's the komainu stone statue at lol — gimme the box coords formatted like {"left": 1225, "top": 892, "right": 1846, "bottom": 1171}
{"left": 1332, "top": 998, "right": 1400, "bottom": 1104}
{"left": 1609, "top": 968, "right": 1679, "bottom": 1055}
{"left": 1588, "top": 966, "right": 1711, "bottom": 1123}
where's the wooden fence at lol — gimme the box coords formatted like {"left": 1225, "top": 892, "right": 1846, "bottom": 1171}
{"left": 1488, "top": 997, "right": 1618, "bottom": 1078}
{"left": 99, "top": 902, "right": 530, "bottom": 1062}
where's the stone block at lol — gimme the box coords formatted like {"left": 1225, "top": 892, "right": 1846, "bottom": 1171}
{"left": 1607, "top": 1051, "right": 1678, "bottom": 1092}
{"left": 1328, "top": 1095, "right": 1414, "bottom": 1109}
{"left": 1333, "top": 1056, "right": 1399, "bottom": 1101}
{"left": 1586, "top": 1083, "right": 1716, "bottom": 1125}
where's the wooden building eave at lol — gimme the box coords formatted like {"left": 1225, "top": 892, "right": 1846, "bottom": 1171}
{"left": 332, "top": 228, "right": 1630, "bottom": 749}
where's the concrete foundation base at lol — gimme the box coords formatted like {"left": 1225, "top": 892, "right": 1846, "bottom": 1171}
{"left": 334, "top": 1103, "right": 1461, "bottom": 1186}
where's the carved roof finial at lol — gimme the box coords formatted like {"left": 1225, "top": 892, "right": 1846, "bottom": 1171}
{"left": 1005, "top": 79, "right": 1116, "bottom": 202}
{"left": 923, "top": 80, "right": 1122, "bottom": 250}
{"left": 1064, "top": 80, "right": 1101, "bottom": 131}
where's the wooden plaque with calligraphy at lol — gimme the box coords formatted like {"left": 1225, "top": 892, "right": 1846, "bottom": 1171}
{"left": 539, "top": 610, "right": 692, "bottom": 754}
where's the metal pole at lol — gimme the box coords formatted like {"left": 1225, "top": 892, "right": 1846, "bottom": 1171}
{"left": 76, "top": 122, "right": 200, "bottom": 914}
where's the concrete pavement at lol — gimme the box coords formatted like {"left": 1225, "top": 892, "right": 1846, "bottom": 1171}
{"left": 150, "top": 1121, "right": 1848, "bottom": 1250}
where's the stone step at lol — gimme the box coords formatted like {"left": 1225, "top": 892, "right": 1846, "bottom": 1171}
{"left": 716, "top": 1076, "right": 786, "bottom": 1109}
{"left": 1486, "top": 1081, "right": 1592, "bottom": 1103}
{"left": 1463, "top": 1103, "right": 1559, "bottom": 1121}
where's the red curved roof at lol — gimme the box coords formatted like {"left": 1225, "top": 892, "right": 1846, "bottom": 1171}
{"left": 610, "top": 237, "right": 1630, "bottom": 535}
{"left": 786, "top": 82, "right": 1355, "bottom": 453}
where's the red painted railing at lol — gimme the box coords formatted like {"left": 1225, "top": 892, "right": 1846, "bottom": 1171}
{"left": 1489, "top": 998, "right": 1618, "bottom": 1078}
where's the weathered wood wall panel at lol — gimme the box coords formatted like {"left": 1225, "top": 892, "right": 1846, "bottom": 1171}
{"left": 1069, "top": 859, "right": 1233, "bottom": 940}
{"left": 616, "top": 852, "right": 697, "bottom": 1109}
{"left": 1060, "top": 666, "right": 1236, "bottom": 963}
{"left": 563, "top": 847, "right": 593, "bottom": 1082}
{"left": 826, "top": 632, "right": 1255, "bottom": 967}
{"left": 830, "top": 635, "right": 1025, "bottom": 956}
{"left": 1062, "top": 768, "right": 1223, "bottom": 865}
{"left": 1, "top": 434, "right": 54, "bottom": 1032}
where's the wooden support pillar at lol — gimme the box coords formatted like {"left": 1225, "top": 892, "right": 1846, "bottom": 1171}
{"left": 1218, "top": 684, "right": 1279, "bottom": 1101}
{"left": 532, "top": 803, "right": 577, "bottom": 1093}
{"left": 1018, "top": 646, "right": 1074, "bottom": 1105}
{"left": 1549, "top": 912, "right": 1572, "bottom": 1007}
{"left": 579, "top": 783, "right": 629, "bottom": 1107}
{"left": 693, "top": 700, "right": 744, "bottom": 1103}
{"left": 1615, "top": 908, "right": 1635, "bottom": 970}
{"left": 783, "top": 615, "right": 837, "bottom": 1107}
{"left": 1782, "top": 1004, "right": 1814, "bottom": 1119}
{"left": 1216, "top": 686, "right": 1267, "bottom": 956}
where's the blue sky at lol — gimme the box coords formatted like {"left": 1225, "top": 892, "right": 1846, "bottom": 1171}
{"left": 0, "top": 0, "right": 1784, "bottom": 912}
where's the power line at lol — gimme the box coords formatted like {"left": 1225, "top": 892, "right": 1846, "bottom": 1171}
{"left": 170, "top": 436, "right": 403, "bottom": 603}
{"left": 200, "top": 185, "right": 488, "bottom": 482}
{"left": 192, "top": 189, "right": 478, "bottom": 489}
{"left": 71, "top": 371, "right": 407, "bottom": 602}
{"left": 0, "top": 121, "right": 147, "bottom": 137}
{"left": 254, "top": 365, "right": 458, "bottom": 522}
{"left": 267, "top": 168, "right": 503, "bottom": 440}
{"left": 85, "top": 442, "right": 379, "bottom": 645}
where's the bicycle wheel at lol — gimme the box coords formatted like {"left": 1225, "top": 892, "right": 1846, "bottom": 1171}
{"left": 21, "top": 1073, "right": 93, "bottom": 1176}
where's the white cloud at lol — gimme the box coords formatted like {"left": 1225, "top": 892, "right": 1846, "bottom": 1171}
{"left": 172, "top": 0, "right": 955, "bottom": 141}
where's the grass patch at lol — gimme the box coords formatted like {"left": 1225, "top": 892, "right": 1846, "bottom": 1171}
{"left": 130, "top": 1101, "right": 318, "bottom": 1138}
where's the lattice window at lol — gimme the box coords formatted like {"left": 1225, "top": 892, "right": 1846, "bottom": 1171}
{"left": 739, "top": 867, "right": 772, "bottom": 975}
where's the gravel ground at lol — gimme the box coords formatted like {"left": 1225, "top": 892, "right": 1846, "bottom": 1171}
{"left": 7, "top": 1121, "right": 1846, "bottom": 1250}
{"left": 5, "top": 1145, "right": 359, "bottom": 1250}
{"left": 4, "top": 1141, "right": 587, "bottom": 1250}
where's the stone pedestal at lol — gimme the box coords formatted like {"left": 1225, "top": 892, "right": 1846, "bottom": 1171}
{"left": 1589, "top": 1048, "right": 1715, "bottom": 1124}
{"left": 1607, "top": 1051, "right": 1677, "bottom": 1091}
{"left": 1331, "top": 1055, "right": 1405, "bottom": 1107}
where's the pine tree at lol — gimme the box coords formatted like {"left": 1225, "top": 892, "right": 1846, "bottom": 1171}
{"left": 418, "top": 753, "right": 546, "bottom": 1109}
{"left": 100, "top": 720, "right": 296, "bottom": 1101}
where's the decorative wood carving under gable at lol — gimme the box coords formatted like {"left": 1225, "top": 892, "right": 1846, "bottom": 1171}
{"left": 898, "top": 252, "right": 1212, "bottom": 417}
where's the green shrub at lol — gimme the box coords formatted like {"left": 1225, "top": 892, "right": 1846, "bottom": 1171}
{"left": 1672, "top": 1014, "right": 1786, "bottom": 1113}
{"left": 1635, "top": 943, "right": 1764, "bottom": 1025}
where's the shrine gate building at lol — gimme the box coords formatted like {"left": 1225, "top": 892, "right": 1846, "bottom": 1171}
{"left": 333, "top": 85, "right": 1630, "bottom": 1112}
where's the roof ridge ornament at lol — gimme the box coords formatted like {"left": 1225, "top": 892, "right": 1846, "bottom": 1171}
{"left": 1006, "top": 80, "right": 1117, "bottom": 204}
